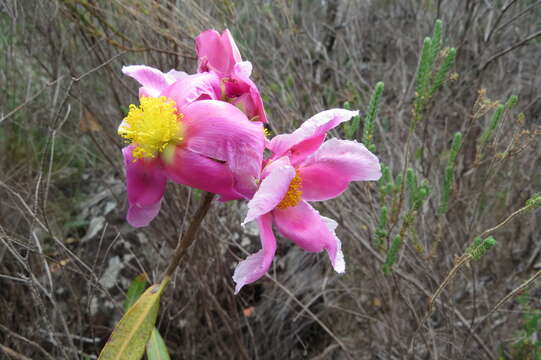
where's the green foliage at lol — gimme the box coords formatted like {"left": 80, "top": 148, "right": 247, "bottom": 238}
{"left": 413, "top": 20, "right": 457, "bottom": 123}
{"left": 383, "top": 235, "right": 402, "bottom": 274}
{"left": 412, "top": 180, "right": 430, "bottom": 211}
{"left": 193, "top": 188, "right": 203, "bottom": 201}
{"left": 395, "top": 174, "right": 403, "bottom": 190}
{"left": 505, "top": 95, "right": 518, "bottom": 112}
{"left": 526, "top": 193, "right": 541, "bottom": 209}
{"left": 362, "top": 81, "right": 384, "bottom": 152}
{"left": 375, "top": 20, "right": 457, "bottom": 272}
{"left": 449, "top": 132, "right": 462, "bottom": 163}
{"left": 147, "top": 328, "right": 171, "bottom": 360}
{"left": 378, "top": 163, "right": 394, "bottom": 199}
{"left": 430, "top": 47, "right": 456, "bottom": 97}
{"left": 342, "top": 101, "right": 361, "bottom": 139}
{"left": 415, "top": 37, "right": 433, "bottom": 100}
{"left": 405, "top": 168, "right": 430, "bottom": 210}
{"left": 479, "top": 104, "right": 505, "bottom": 147}
{"left": 406, "top": 168, "right": 417, "bottom": 208}
{"left": 430, "top": 20, "right": 443, "bottom": 65}
{"left": 118, "top": 275, "right": 171, "bottom": 360}
{"left": 466, "top": 236, "right": 497, "bottom": 260}
{"left": 439, "top": 132, "right": 462, "bottom": 214}
{"left": 380, "top": 163, "right": 391, "bottom": 185}
{"left": 2, "top": 124, "right": 94, "bottom": 173}
{"left": 342, "top": 81, "right": 384, "bottom": 149}
{"left": 378, "top": 164, "right": 430, "bottom": 263}
{"left": 350, "top": 112, "right": 361, "bottom": 140}
{"left": 98, "top": 278, "right": 170, "bottom": 360}
{"left": 124, "top": 274, "right": 150, "bottom": 311}
{"left": 510, "top": 293, "right": 541, "bottom": 360}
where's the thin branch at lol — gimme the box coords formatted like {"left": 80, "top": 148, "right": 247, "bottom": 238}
{"left": 477, "top": 269, "right": 541, "bottom": 327}
{"left": 162, "top": 192, "right": 215, "bottom": 279}
{"left": 485, "top": 0, "right": 519, "bottom": 42}
{"left": 490, "top": 1, "right": 541, "bottom": 41}
{"left": 0, "top": 77, "right": 64, "bottom": 124}
{"left": 481, "top": 29, "right": 541, "bottom": 71}
{"left": 0, "top": 345, "right": 32, "bottom": 360}
{"left": 478, "top": 203, "right": 533, "bottom": 239}
{"left": 322, "top": 203, "right": 495, "bottom": 360}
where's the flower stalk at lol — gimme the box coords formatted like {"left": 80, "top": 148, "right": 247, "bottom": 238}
{"left": 162, "top": 192, "right": 215, "bottom": 279}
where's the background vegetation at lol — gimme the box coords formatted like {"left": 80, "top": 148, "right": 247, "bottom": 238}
{"left": 1, "top": 0, "right": 540, "bottom": 359}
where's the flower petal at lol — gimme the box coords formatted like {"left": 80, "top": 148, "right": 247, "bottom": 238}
{"left": 122, "top": 65, "right": 178, "bottom": 98}
{"left": 320, "top": 216, "right": 345, "bottom": 273}
{"left": 195, "top": 29, "right": 241, "bottom": 76}
{"left": 182, "top": 100, "right": 265, "bottom": 198}
{"left": 163, "top": 146, "right": 242, "bottom": 201}
{"left": 243, "top": 157, "right": 296, "bottom": 225}
{"left": 268, "top": 109, "right": 359, "bottom": 164}
{"left": 273, "top": 201, "right": 345, "bottom": 273}
{"left": 221, "top": 29, "right": 242, "bottom": 64}
{"left": 233, "top": 213, "right": 277, "bottom": 294}
{"left": 123, "top": 146, "right": 167, "bottom": 227}
{"left": 227, "top": 62, "right": 268, "bottom": 123}
{"left": 298, "top": 138, "right": 381, "bottom": 201}
{"left": 165, "top": 69, "right": 188, "bottom": 81}
{"left": 160, "top": 72, "right": 221, "bottom": 110}
{"left": 128, "top": 201, "right": 162, "bottom": 228}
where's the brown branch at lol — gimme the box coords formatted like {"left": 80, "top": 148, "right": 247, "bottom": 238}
{"left": 477, "top": 269, "right": 541, "bottom": 327}
{"left": 0, "top": 77, "right": 64, "bottom": 124}
{"left": 428, "top": 254, "right": 472, "bottom": 311}
{"left": 0, "top": 324, "right": 54, "bottom": 360}
{"left": 0, "top": 345, "right": 32, "bottom": 360}
{"left": 161, "top": 192, "right": 215, "bottom": 279}
{"left": 489, "top": 1, "right": 541, "bottom": 41}
{"left": 484, "top": 0, "right": 519, "bottom": 42}
{"left": 321, "top": 203, "right": 495, "bottom": 359}
{"left": 481, "top": 29, "right": 541, "bottom": 71}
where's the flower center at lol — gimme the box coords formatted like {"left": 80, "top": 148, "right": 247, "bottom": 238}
{"left": 118, "top": 96, "right": 183, "bottom": 160}
{"left": 277, "top": 170, "right": 303, "bottom": 209}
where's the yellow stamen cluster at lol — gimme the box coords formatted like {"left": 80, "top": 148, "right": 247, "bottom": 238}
{"left": 118, "top": 96, "right": 183, "bottom": 160}
{"left": 277, "top": 170, "right": 303, "bottom": 209}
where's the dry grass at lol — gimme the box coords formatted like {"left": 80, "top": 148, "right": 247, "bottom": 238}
{"left": 1, "top": 0, "right": 540, "bottom": 359}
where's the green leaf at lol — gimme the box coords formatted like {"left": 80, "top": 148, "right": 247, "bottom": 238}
{"left": 146, "top": 328, "right": 171, "bottom": 360}
{"left": 123, "top": 275, "right": 171, "bottom": 360}
{"left": 430, "top": 20, "right": 443, "bottom": 65}
{"left": 415, "top": 37, "right": 433, "bottom": 99}
{"left": 479, "top": 104, "right": 504, "bottom": 146}
{"left": 383, "top": 235, "right": 402, "bottom": 275}
{"left": 429, "top": 47, "right": 456, "bottom": 97}
{"left": 98, "top": 277, "right": 170, "bottom": 360}
{"left": 362, "top": 81, "right": 384, "bottom": 150}
{"left": 124, "top": 273, "right": 150, "bottom": 312}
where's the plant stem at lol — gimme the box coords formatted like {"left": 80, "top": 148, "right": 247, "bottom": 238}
{"left": 478, "top": 269, "right": 541, "bottom": 327}
{"left": 428, "top": 254, "right": 472, "bottom": 311}
{"left": 162, "top": 192, "right": 215, "bottom": 279}
{"left": 478, "top": 203, "right": 531, "bottom": 239}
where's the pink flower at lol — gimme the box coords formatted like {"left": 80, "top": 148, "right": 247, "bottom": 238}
{"left": 195, "top": 29, "right": 268, "bottom": 123}
{"left": 233, "top": 109, "right": 381, "bottom": 293}
{"left": 122, "top": 65, "right": 220, "bottom": 102}
{"left": 120, "top": 65, "right": 265, "bottom": 227}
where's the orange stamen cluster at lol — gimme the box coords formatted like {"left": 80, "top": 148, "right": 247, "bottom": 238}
{"left": 277, "top": 170, "right": 303, "bottom": 209}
